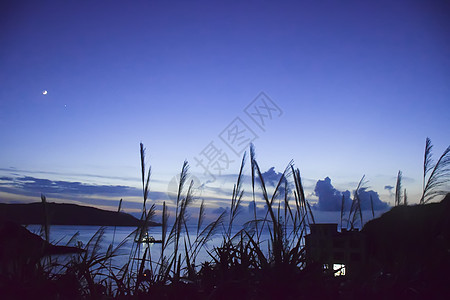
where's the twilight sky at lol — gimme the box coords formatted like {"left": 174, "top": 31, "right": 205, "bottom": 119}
{"left": 1, "top": 0, "right": 449, "bottom": 220}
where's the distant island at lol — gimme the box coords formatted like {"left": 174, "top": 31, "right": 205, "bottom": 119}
{"left": 0, "top": 202, "right": 161, "bottom": 227}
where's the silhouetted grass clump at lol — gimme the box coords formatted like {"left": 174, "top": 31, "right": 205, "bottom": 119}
{"left": 0, "top": 138, "right": 449, "bottom": 299}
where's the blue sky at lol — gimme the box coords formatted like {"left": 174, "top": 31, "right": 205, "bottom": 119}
{"left": 1, "top": 0, "right": 449, "bottom": 221}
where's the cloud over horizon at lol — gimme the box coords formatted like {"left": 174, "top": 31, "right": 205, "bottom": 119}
{"left": 259, "top": 167, "right": 284, "bottom": 186}
{"left": 313, "top": 177, "right": 352, "bottom": 211}
{"left": 0, "top": 176, "right": 141, "bottom": 197}
{"left": 384, "top": 185, "right": 394, "bottom": 197}
{"left": 0, "top": 175, "right": 169, "bottom": 209}
{"left": 313, "top": 177, "right": 389, "bottom": 211}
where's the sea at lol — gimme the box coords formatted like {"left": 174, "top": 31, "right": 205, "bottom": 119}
{"left": 25, "top": 224, "right": 276, "bottom": 271}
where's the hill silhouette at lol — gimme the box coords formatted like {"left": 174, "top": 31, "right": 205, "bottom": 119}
{"left": 361, "top": 193, "right": 450, "bottom": 297}
{"left": 0, "top": 202, "right": 160, "bottom": 227}
{"left": 363, "top": 193, "right": 450, "bottom": 266}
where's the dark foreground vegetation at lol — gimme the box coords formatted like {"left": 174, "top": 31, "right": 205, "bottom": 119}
{"left": 0, "top": 139, "right": 449, "bottom": 299}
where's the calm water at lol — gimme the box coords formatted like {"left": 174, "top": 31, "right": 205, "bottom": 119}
{"left": 26, "top": 224, "right": 277, "bottom": 270}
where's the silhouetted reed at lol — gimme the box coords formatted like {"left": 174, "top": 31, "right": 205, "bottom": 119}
{"left": 420, "top": 137, "right": 450, "bottom": 203}
{"left": 3, "top": 138, "right": 448, "bottom": 299}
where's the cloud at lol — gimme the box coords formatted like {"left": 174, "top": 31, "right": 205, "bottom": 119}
{"left": 0, "top": 175, "right": 169, "bottom": 203}
{"left": 384, "top": 185, "right": 394, "bottom": 191}
{"left": 0, "top": 176, "right": 141, "bottom": 197}
{"left": 384, "top": 185, "right": 394, "bottom": 197}
{"left": 313, "top": 177, "right": 352, "bottom": 211}
{"left": 207, "top": 166, "right": 286, "bottom": 187}
{"left": 259, "top": 167, "right": 292, "bottom": 199}
{"left": 0, "top": 175, "right": 174, "bottom": 215}
{"left": 313, "top": 177, "right": 389, "bottom": 211}
{"left": 0, "top": 167, "right": 140, "bottom": 183}
{"left": 247, "top": 201, "right": 267, "bottom": 216}
{"left": 357, "top": 188, "right": 389, "bottom": 211}
{"left": 260, "top": 167, "right": 284, "bottom": 186}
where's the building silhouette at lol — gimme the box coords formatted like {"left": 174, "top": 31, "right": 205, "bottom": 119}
{"left": 305, "top": 223, "right": 365, "bottom": 277}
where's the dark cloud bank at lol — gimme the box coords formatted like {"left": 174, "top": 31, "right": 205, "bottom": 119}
{"left": 0, "top": 176, "right": 168, "bottom": 209}
{"left": 313, "top": 177, "right": 389, "bottom": 211}
{"left": 1, "top": 170, "right": 390, "bottom": 219}
{"left": 257, "top": 168, "right": 389, "bottom": 213}
{"left": 0, "top": 176, "right": 141, "bottom": 197}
